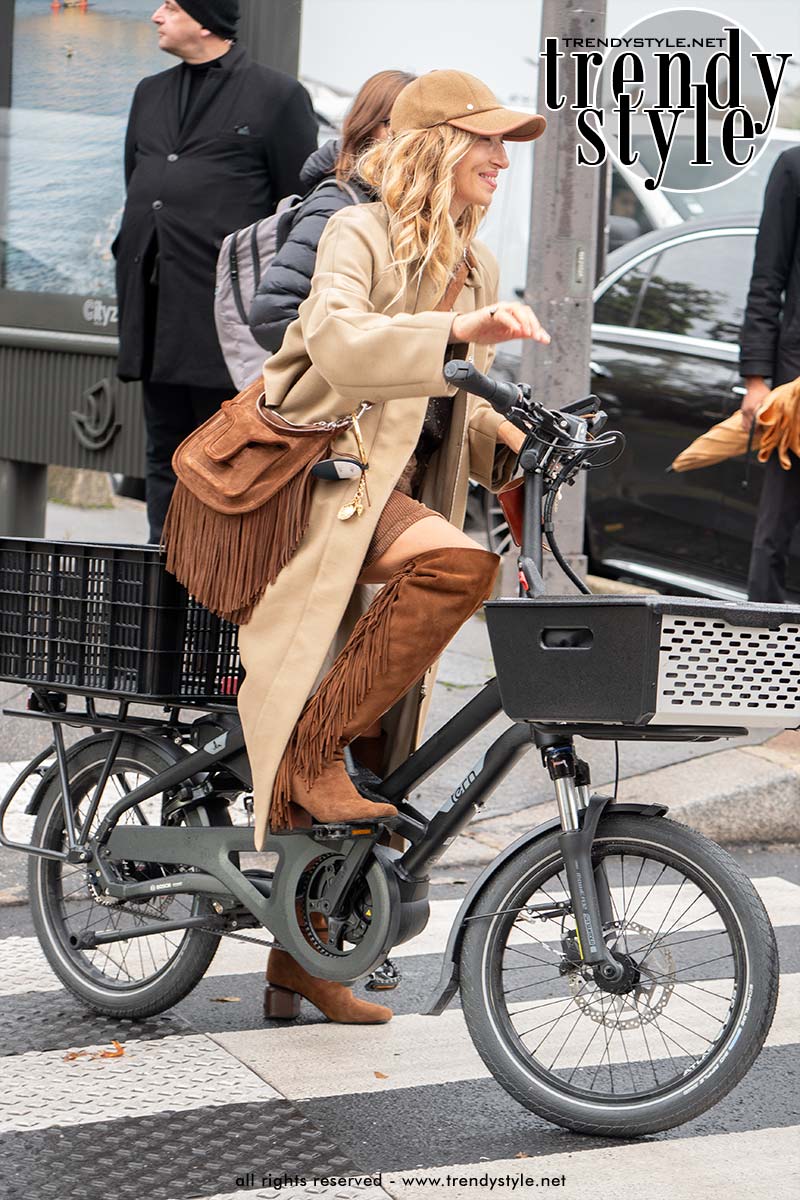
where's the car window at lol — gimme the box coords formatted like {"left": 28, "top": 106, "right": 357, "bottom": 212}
{"left": 594, "top": 261, "right": 651, "bottom": 327}
{"left": 610, "top": 173, "right": 652, "bottom": 234}
{"left": 633, "top": 235, "right": 754, "bottom": 342}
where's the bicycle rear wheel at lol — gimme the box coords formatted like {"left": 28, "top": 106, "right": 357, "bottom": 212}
{"left": 459, "top": 812, "right": 779, "bottom": 1137}
{"left": 29, "top": 734, "right": 233, "bottom": 1019}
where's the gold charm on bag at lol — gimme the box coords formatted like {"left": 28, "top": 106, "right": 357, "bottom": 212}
{"left": 337, "top": 408, "right": 371, "bottom": 521}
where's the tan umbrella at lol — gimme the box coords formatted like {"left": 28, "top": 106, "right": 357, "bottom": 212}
{"left": 670, "top": 411, "right": 760, "bottom": 473}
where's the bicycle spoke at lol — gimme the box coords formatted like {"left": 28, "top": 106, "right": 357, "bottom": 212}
{"left": 503, "top": 973, "right": 566, "bottom": 996}
{"left": 43, "top": 760, "right": 206, "bottom": 993}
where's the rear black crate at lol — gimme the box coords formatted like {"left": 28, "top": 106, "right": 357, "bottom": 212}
{"left": 484, "top": 595, "right": 800, "bottom": 727}
{"left": 0, "top": 539, "right": 240, "bottom": 704}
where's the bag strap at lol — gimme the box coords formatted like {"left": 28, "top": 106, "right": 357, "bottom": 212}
{"left": 437, "top": 249, "right": 473, "bottom": 313}
{"left": 335, "top": 179, "right": 365, "bottom": 205}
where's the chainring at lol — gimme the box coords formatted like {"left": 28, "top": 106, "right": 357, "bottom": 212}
{"left": 273, "top": 836, "right": 400, "bottom": 983}
{"left": 296, "top": 853, "right": 374, "bottom": 954}
{"left": 569, "top": 920, "right": 676, "bottom": 1029}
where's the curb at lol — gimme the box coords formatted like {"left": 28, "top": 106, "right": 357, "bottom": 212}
{"left": 624, "top": 735, "right": 800, "bottom": 845}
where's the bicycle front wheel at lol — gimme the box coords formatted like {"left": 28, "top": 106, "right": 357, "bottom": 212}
{"left": 459, "top": 812, "right": 779, "bottom": 1137}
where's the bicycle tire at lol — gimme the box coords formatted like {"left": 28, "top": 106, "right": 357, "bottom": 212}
{"left": 28, "top": 734, "right": 233, "bottom": 1020}
{"left": 459, "top": 812, "right": 779, "bottom": 1137}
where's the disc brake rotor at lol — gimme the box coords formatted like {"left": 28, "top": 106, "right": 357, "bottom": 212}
{"left": 569, "top": 920, "right": 675, "bottom": 1029}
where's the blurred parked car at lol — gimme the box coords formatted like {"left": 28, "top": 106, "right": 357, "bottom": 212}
{"left": 487, "top": 216, "right": 800, "bottom": 601}
{"left": 480, "top": 126, "right": 800, "bottom": 301}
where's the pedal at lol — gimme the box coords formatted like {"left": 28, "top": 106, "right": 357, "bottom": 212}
{"left": 269, "top": 818, "right": 398, "bottom": 841}
{"left": 365, "top": 958, "right": 401, "bottom": 991}
{"left": 309, "top": 818, "right": 399, "bottom": 841}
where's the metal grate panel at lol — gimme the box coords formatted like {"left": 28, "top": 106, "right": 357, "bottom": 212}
{"left": 653, "top": 616, "right": 800, "bottom": 726}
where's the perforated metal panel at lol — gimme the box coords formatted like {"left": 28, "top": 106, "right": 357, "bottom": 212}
{"left": 653, "top": 615, "right": 800, "bottom": 726}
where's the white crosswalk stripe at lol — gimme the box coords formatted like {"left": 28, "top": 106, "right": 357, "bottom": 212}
{"left": 0, "top": 1033, "right": 281, "bottom": 1133}
{"left": 378, "top": 1126, "right": 800, "bottom": 1200}
{"left": 212, "top": 971, "right": 800, "bottom": 1101}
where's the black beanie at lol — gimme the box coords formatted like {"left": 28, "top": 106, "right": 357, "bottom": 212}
{"left": 180, "top": 0, "right": 240, "bottom": 39}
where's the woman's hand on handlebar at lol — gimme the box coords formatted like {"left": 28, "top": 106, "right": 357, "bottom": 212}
{"left": 497, "top": 419, "right": 527, "bottom": 454}
{"left": 449, "top": 302, "right": 551, "bottom": 347}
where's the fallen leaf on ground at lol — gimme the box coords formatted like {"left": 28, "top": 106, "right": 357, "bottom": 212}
{"left": 64, "top": 1040, "right": 125, "bottom": 1062}
{"left": 210, "top": 996, "right": 241, "bottom": 1003}
{"left": 514, "top": 1152, "right": 529, "bottom": 1159}
{"left": 374, "top": 1071, "right": 389, "bottom": 1079}
{"left": 99, "top": 1040, "right": 125, "bottom": 1059}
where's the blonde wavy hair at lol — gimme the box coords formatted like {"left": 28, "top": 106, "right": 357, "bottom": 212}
{"left": 357, "top": 124, "right": 486, "bottom": 304}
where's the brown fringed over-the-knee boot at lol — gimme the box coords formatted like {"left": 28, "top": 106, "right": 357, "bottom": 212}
{"left": 270, "top": 546, "right": 500, "bottom": 829}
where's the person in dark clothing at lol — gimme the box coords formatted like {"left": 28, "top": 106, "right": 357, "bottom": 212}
{"left": 113, "top": 0, "right": 318, "bottom": 542}
{"left": 249, "top": 70, "right": 414, "bottom": 353}
{"left": 739, "top": 145, "right": 800, "bottom": 601}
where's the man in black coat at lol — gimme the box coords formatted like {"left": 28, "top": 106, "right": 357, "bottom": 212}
{"left": 114, "top": 0, "right": 318, "bottom": 541}
{"left": 739, "top": 145, "right": 800, "bottom": 602}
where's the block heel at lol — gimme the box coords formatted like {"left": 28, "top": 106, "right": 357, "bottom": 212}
{"left": 263, "top": 982, "right": 301, "bottom": 1019}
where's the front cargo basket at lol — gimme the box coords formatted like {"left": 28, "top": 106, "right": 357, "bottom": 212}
{"left": 484, "top": 595, "right": 800, "bottom": 729}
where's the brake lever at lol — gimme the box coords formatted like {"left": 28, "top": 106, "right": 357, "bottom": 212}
{"left": 560, "top": 393, "right": 599, "bottom": 417}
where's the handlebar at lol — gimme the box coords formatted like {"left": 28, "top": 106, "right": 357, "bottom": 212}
{"left": 444, "top": 354, "right": 623, "bottom": 508}
{"left": 443, "top": 359, "right": 521, "bottom": 416}
{"left": 443, "top": 359, "right": 625, "bottom": 600}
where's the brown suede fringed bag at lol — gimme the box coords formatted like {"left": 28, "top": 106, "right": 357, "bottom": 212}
{"left": 162, "top": 377, "right": 356, "bottom": 624}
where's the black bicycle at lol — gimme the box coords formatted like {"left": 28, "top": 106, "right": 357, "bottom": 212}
{"left": 1, "top": 360, "right": 792, "bottom": 1138}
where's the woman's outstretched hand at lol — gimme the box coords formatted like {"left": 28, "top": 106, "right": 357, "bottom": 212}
{"left": 449, "top": 302, "right": 551, "bottom": 346}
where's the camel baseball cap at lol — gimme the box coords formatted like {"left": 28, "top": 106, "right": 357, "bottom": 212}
{"left": 391, "top": 70, "right": 546, "bottom": 142}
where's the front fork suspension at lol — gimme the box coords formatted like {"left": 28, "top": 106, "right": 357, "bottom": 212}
{"left": 543, "top": 743, "right": 624, "bottom": 984}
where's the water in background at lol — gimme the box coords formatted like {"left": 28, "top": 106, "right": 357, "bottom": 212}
{"left": 2, "top": 1, "right": 165, "bottom": 295}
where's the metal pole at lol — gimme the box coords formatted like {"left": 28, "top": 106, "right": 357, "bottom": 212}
{"left": 239, "top": 0, "right": 303, "bottom": 75}
{"left": 0, "top": 0, "right": 12, "bottom": 108}
{"left": 0, "top": 461, "right": 47, "bottom": 537}
{"left": 519, "top": 0, "right": 607, "bottom": 594}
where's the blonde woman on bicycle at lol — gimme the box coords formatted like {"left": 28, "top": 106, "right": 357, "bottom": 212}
{"left": 236, "top": 70, "right": 550, "bottom": 1024}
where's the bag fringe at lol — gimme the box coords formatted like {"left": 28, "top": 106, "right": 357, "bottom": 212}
{"left": 162, "top": 463, "right": 317, "bottom": 624}
{"left": 270, "top": 562, "right": 414, "bottom": 829}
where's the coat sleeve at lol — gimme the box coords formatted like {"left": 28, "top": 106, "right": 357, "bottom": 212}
{"left": 249, "top": 189, "right": 350, "bottom": 353}
{"left": 264, "top": 82, "right": 319, "bottom": 205}
{"left": 465, "top": 255, "right": 518, "bottom": 491}
{"left": 739, "top": 150, "right": 800, "bottom": 380}
{"left": 301, "top": 210, "right": 457, "bottom": 402}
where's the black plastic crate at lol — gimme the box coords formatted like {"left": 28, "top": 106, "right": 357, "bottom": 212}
{"left": 485, "top": 595, "right": 800, "bottom": 728}
{"left": 0, "top": 538, "right": 240, "bottom": 703}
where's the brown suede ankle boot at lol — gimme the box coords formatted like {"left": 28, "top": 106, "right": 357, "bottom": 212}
{"left": 271, "top": 546, "right": 500, "bottom": 829}
{"left": 264, "top": 947, "right": 393, "bottom": 1023}
{"left": 289, "top": 751, "right": 398, "bottom": 824}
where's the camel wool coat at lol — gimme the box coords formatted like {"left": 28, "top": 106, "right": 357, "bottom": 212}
{"left": 236, "top": 202, "right": 516, "bottom": 850}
